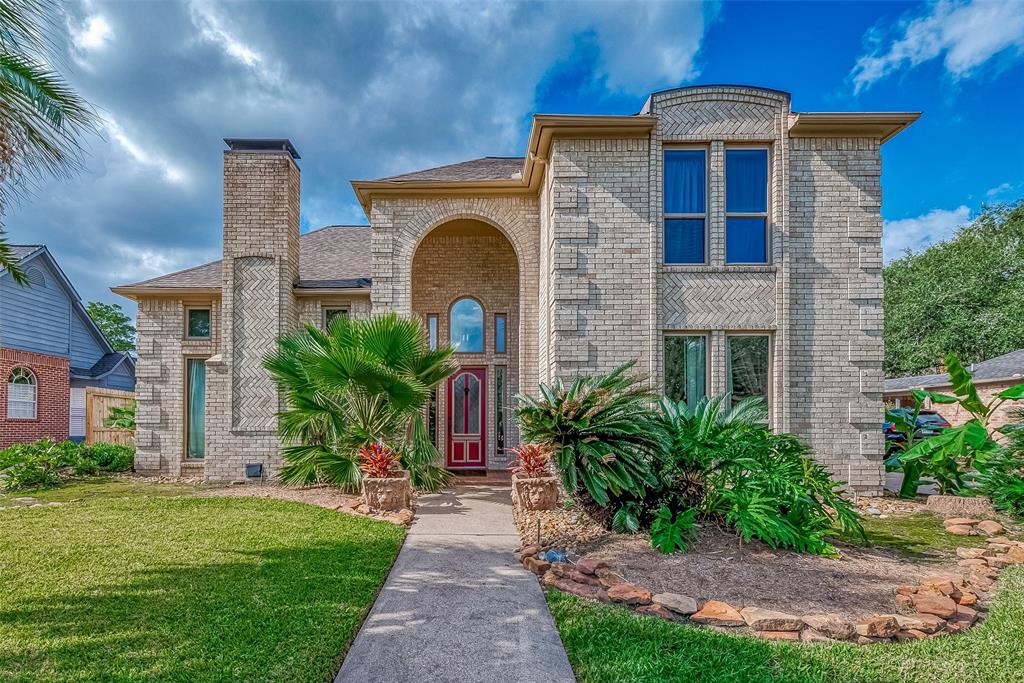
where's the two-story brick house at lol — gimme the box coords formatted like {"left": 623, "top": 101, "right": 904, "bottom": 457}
{"left": 113, "top": 85, "right": 917, "bottom": 492}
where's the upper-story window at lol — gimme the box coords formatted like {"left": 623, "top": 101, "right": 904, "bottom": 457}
{"left": 725, "top": 148, "right": 769, "bottom": 264}
{"left": 450, "top": 298, "right": 483, "bottom": 353}
{"left": 663, "top": 149, "right": 706, "bottom": 264}
{"left": 186, "top": 308, "right": 211, "bottom": 339}
{"left": 7, "top": 367, "right": 36, "bottom": 419}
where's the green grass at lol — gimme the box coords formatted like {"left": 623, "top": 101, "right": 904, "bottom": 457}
{"left": 548, "top": 566, "right": 1024, "bottom": 683}
{"left": 0, "top": 476, "right": 199, "bottom": 506}
{"left": 0, "top": 480, "right": 404, "bottom": 683}
{"left": 834, "top": 512, "right": 993, "bottom": 559}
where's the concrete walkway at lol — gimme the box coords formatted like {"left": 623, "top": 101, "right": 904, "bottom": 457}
{"left": 335, "top": 485, "right": 576, "bottom": 683}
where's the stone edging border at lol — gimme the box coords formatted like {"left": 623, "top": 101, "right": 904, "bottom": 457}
{"left": 516, "top": 530, "right": 1024, "bottom": 645}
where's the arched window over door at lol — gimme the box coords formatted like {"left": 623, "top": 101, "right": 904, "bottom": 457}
{"left": 450, "top": 298, "right": 483, "bottom": 352}
{"left": 7, "top": 367, "right": 37, "bottom": 419}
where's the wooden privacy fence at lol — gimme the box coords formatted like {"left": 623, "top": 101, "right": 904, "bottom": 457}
{"left": 85, "top": 387, "right": 135, "bottom": 446}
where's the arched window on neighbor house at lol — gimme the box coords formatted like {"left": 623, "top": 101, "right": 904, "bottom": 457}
{"left": 7, "top": 367, "right": 37, "bottom": 419}
{"left": 450, "top": 298, "right": 483, "bottom": 353}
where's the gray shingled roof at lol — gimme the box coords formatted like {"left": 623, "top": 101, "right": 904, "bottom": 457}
{"left": 10, "top": 245, "right": 43, "bottom": 261}
{"left": 375, "top": 157, "right": 524, "bottom": 182}
{"left": 885, "top": 348, "right": 1024, "bottom": 393}
{"left": 119, "top": 226, "right": 371, "bottom": 290}
{"left": 71, "top": 351, "right": 134, "bottom": 379}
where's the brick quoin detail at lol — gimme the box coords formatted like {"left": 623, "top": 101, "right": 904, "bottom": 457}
{"left": 0, "top": 348, "right": 70, "bottom": 447}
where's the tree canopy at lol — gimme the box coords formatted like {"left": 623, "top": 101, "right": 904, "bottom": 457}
{"left": 86, "top": 301, "right": 136, "bottom": 352}
{"left": 884, "top": 201, "right": 1024, "bottom": 377}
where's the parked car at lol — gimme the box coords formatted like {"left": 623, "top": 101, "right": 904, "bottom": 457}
{"left": 884, "top": 409, "right": 952, "bottom": 454}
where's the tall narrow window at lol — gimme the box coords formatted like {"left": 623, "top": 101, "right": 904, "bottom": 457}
{"left": 186, "top": 308, "right": 211, "bottom": 339}
{"left": 725, "top": 148, "right": 769, "bottom": 264}
{"left": 450, "top": 298, "right": 483, "bottom": 353}
{"left": 186, "top": 359, "right": 206, "bottom": 459}
{"left": 663, "top": 336, "right": 707, "bottom": 411}
{"left": 427, "top": 314, "right": 438, "bottom": 351}
{"left": 324, "top": 307, "right": 349, "bottom": 329}
{"left": 727, "top": 335, "right": 770, "bottom": 406}
{"left": 495, "top": 366, "right": 506, "bottom": 455}
{"left": 7, "top": 367, "right": 36, "bottom": 419}
{"left": 428, "top": 387, "right": 438, "bottom": 448}
{"left": 663, "top": 149, "right": 706, "bottom": 264}
{"left": 495, "top": 314, "right": 507, "bottom": 354}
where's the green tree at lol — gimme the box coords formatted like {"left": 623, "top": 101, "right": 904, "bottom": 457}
{"left": 883, "top": 201, "right": 1024, "bottom": 376}
{"left": 264, "top": 312, "right": 457, "bottom": 492}
{"left": 86, "top": 301, "right": 136, "bottom": 352}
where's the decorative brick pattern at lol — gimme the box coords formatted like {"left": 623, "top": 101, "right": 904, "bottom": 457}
{"left": 231, "top": 256, "right": 278, "bottom": 432}
{"left": 0, "top": 348, "right": 69, "bottom": 447}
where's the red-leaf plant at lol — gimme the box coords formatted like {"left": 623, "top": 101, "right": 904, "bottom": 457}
{"left": 508, "top": 443, "right": 552, "bottom": 478}
{"left": 359, "top": 442, "right": 400, "bottom": 479}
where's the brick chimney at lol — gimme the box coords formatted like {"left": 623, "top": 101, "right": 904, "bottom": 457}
{"left": 205, "top": 138, "right": 300, "bottom": 482}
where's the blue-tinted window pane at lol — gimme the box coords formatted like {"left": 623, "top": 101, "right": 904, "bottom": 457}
{"left": 726, "top": 149, "right": 768, "bottom": 213}
{"left": 665, "top": 219, "right": 705, "bottom": 264}
{"left": 495, "top": 314, "right": 506, "bottom": 353}
{"left": 726, "top": 217, "right": 767, "bottom": 264}
{"left": 450, "top": 298, "right": 483, "bottom": 352}
{"left": 427, "top": 315, "right": 438, "bottom": 351}
{"left": 664, "top": 150, "right": 706, "bottom": 214}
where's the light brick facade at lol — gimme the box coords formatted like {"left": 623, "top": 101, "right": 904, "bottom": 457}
{"left": 124, "top": 86, "right": 912, "bottom": 492}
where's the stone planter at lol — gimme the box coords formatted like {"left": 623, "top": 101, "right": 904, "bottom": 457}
{"left": 511, "top": 473, "right": 559, "bottom": 511}
{"left": 362, "top": 470, "right": 412, "bottom": 513}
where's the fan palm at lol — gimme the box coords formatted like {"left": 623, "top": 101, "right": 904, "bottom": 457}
{"left": 0, "top": 0, "right": 100, "bottom": 284}
{"left": 515, "top": 361, "right": 668, "bottom": 527}
{"left": 263, "top": 312, "right": 457, "bottom": 492}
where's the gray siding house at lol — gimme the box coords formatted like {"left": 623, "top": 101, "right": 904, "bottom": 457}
{"left": 113, "top": 85, "right": 918, "bottom": 493}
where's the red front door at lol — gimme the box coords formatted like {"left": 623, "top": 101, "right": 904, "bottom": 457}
{"left": 447, "top": 367, "right": 486, "bottom": 468}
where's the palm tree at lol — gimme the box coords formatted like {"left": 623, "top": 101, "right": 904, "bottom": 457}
{"left": 263, "top": 312, "right": 457, "bottom": 492}
{"left": 0, "top": 0, "right": 100, "bottom": 283}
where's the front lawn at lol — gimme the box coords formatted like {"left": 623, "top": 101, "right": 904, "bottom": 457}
{"left": 0, "top": 480, "right": 404, "bottom": 683}
{"left": 548, "top": 565, "right": 1024, "bottom": 683}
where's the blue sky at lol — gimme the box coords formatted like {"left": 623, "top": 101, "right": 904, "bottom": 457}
{"left": 7, "top": 0, "right": 1024, "bottom": 312}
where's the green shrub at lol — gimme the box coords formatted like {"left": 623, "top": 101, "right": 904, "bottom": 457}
{"left": 650, "top": 505, "right": 697, "bottom": 554}
{"left": 515, "top": 362, "right": 668, "bottom": 527}
{"left": 0, "top": 439, "right": 135, "bottom": 491}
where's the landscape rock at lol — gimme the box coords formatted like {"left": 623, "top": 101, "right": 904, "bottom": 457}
{"left": 976, "top": 520, "right": 1004, "bottom": 535}
{"left": 525, "top": 557, "right": 552, "bottom": 576}
{"left": 801, "top": 614, "right": 855, "bottom": 641}
{"left": 952, "top": 605, "right": 978, "bottom": 624}
{"left": 894, "top": 594, "right": 915, "bottom": 611}
{"left": 653, "top": 592, "right": 699, "bottom": 616}
{"left": 569, "top": 570, "right": 603, "bottom": 587}
{"left": 913, "top": 595, "right": 958, "bottom": 619}
{"left": 606, "top": 583, "right": 653, "bottom": 606}
{"left": 944, "top": 518, "right": 980, "bottom": 527}
{"left": 856, "top": 615, "right": 900, "bottom": 638}
{"left": 894, "top": 585, "right": 918, "bottom": 596}
{"left": 958, "top": 592, "right": 978, "bottom": 606}
{"left": 691, "top": 600, "right": 745, "bottom": 627}
{"left": 548, "top": 576, "right": 609, "bottom": 603}
{"left": 895, "top": 629, "right": 928, "bottom": 641}
{"left": 756, "top": 630, "right": 800, "bottom": 641}
{"left": 799, "top": 628, "right": 833, "bottom": 643}
{"left": 575, "top": 557, "right": 609, "bottom": 576}
{"left": 895, "top": 613, "right": 945, "bottom": 634}
{"left": 988, "top": 556, "right": 1012, "bottom": 569}
{"left": 395, "top": 508, "right": 415, "bottom": 526}
{"left": 596, "top": 569, "right": 625, "bottom": 588}
{"left": 741, "top": 607, "right": 804, "bottom": 632}
{"left": 1006, "top": 546, "right": 1024, "bottom": 564}
{"left": 945, "top": 524, "right": 975, "bottom": 536}
{"left": 635, "top": 603, "right": 675, "bottom": 621}
{"left": 958, "top": 559, "right": 989, "bottom": 569}
{"left": 517, "top": 544, "right": 542, "bottom": 562}
{"left": 956, "top": 547, "right": 990, "bottom": 560}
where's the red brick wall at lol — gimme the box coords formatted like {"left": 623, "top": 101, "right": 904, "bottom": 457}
{"left": 0, "top": 348, "right": 69, "bottom": 448}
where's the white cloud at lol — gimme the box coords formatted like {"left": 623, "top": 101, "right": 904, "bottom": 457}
{"left": 103, "top": 117, "right": 188, "bottom": 186}
{"left": 187, "top": 1, "right": 281, "bottom": 87}
{"left": 107, "top": 242, "right": 219, "bottom": 284}
{"left": 851, "top": 0, "right": 1024, "bottom": 93}
{"left": 73, "top": 15, "right": 114, "bottom": 50}
{"left": 883, "top": 205, "right": 971, "bottom": 261}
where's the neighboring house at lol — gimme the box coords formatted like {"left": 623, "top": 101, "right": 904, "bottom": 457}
{"left": 884, "top": 349, "right": 1024, "bottom": 433}
{"left": 1, "top": 246, "right": 136, "bottom": 447}
{"left": 112, "top": 85, "right": 918, "bottom": 493}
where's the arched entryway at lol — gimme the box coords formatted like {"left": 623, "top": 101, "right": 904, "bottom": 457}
{"left": 410, "top": 219, "right": 520, "bottom": 470}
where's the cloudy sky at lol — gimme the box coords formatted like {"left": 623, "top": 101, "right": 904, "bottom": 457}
{"left": 8, "top": 0, "right": 1024, "bottom": 314}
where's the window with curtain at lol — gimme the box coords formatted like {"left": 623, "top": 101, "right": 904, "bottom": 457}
{"left": 725, "top": 148, "right": 769, "bottom": 264}
{"left": 450, "top": 298, "right": 483, "bottom": 353}
{"left": 495, "top": 314, "right": 507, "bottom": 354}
{"left": 427, "top": 314, "right": 438, "bottom": 351}
{"left": 7, "top": 367, "right": 36, "bottom": 419}
{"left": 664, "top": 336, "right": 707, "bottom": 411}
{"left": 663, "top": 149, "right": 706, "bottom": 264}
{"left": 727, "top": 335, "right": 770, "bottom": 406}
{"left": 187, "top": 308, "right": 211, "bottom": 338}
{"left": 186, "top": 359, "right": 206, "bottom": 459}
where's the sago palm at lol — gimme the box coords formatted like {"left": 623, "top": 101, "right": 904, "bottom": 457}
{"left": 264, "top": 312, "right": 457, "bottom": 492}
{"left": 515, "top": 361, "right": 668, "bottom": 527}
{"left": 0, "top": 0, "right": 99, "bottom": 283}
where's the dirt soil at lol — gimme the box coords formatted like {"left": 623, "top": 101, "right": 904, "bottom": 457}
{"left": 519, "top": 495, "right": 988, "bottom": 619}
{"left": 200, "top": 483, "right": 361, "bottom": 511}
